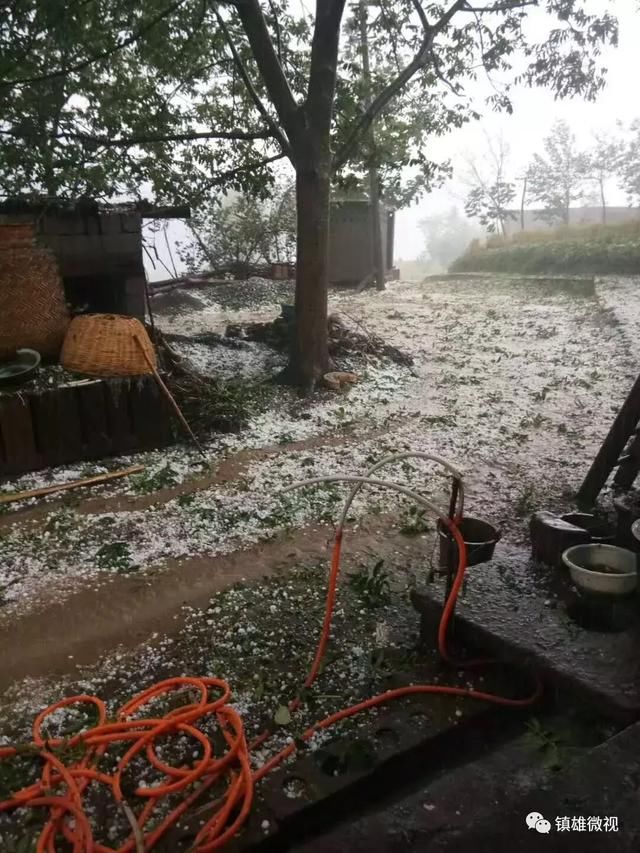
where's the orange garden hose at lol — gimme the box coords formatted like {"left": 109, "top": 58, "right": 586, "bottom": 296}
{"left": 0, "top": 478, "right": 542, "bottom": 851}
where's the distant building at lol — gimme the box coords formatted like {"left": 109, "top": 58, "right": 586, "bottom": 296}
{"left": 503, "top": 206, "right": 640, "bottom": 236}
{"left": 329, "top": 199, "right": 396, "bottom": 286}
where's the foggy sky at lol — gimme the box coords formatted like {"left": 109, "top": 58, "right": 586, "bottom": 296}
{"left": 395, "top": 0, "right": 640, "bottom": 259}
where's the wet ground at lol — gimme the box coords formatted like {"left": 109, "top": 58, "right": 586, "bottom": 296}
{"left": 1, "top": 273, "right": 639, "bottom": 848}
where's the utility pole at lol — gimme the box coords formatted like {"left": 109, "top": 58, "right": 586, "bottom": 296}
{"left": 519, "top": 173, "right": 528, "bottom": 231}
{"left": 358, "top": 0, "right": 385, "bottom": 291}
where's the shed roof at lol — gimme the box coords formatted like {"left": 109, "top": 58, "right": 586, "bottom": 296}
{"left": 0, "top": 198, "right": 190, "bottom": 219}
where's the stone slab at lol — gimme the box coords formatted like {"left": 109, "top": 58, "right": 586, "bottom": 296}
{"left": 160, "top": 662, "right": 526, "bottom": 851}
{"left": 291, "top": 733, "right": 553, "bottom": 853}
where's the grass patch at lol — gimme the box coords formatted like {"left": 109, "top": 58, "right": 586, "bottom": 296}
{"left": 95, "top": 541, "right": 137, "bottom": 573}
{"left": 348, "top": 559, "right": 391, "bottom": 607}
{"left": 131, "top": 463, "right": 180, "bottom": 494}
{"left": 399, "top": 504, "right": 431, "bottom": 536}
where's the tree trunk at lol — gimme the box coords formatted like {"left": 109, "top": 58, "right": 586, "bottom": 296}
{"left": 247, "top": 0, "right": 346, "bottom": 389}
{"left": 369, "top": 166, "right": 385, "bottom": 290}
{"left": 287, "top": 162, "right": 332, "bottom": 389}
{"left": 600, "top": 177, "right": 606, "bottom": 224}
{"left": 359, "top": 0, "right": 385, "bottom": 291}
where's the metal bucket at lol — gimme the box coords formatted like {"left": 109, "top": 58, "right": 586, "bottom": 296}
{"left": 437, "top": 516, "right": 501, "bottom": 570}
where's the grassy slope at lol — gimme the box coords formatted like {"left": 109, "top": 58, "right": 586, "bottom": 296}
{"left": 450, "top": 220, "right": 640, "bottom": 275}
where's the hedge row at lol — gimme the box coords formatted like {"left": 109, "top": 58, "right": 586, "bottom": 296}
{"left": 451, "top": 240, "right": 640, "bottom": 275}
{"left": 451, "top": 220, "right": 640, "bottom": 275}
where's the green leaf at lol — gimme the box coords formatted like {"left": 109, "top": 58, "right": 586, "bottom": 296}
{"left": 274, "top": 705, "right": 291, "bottom": 726}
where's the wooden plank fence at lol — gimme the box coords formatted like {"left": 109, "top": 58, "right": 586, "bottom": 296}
{"left": 0, "top": 376, "right": 173, "bottom": 478}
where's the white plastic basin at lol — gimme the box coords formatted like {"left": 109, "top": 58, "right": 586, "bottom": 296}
{"left": 562, "top": 543, "right": 638, "bottom": 596}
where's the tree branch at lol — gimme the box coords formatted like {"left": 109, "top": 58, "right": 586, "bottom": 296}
{"left": 214, "top": 9, "right": 293, "bottom": 159}
{"left": 469, "top": 5, "right": 511, "bottom": 104}
{"left": 461, "top": 1, "right": 536, "bottom": 12}
{"left": 378, "top": 0, "right": 411, "bottom": 72}
{"left": 306, "top": 0, "right": 347, "bottom": 140}
{"left": 267, "top": 0, "right": 283, "bottom": 63}
{"left": 2, "top": 0, "right": 188, "bottom": 87}
{"left": 333, "top": 0, "right": 466, "bottom": 171}
{"left": 204, "top": 152, "right": 286, "bottom": 188}
{"left": 0, "top": 128, "right": 273, "bottom": 147}
{"left": 234, "top": 0, "right": 300, "bottom": 145}
{"left": 431, "top": 50, "right": 463, "bottom": 95}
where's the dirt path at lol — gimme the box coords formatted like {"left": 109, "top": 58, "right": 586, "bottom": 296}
{"left": 0, "top": 418, "right": 393, "bottom": 532}
{"left": 0, "top": 512, "right": 429, "bottom": 691}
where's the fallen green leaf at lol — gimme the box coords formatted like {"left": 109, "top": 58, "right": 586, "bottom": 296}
{"left": 274, "top": 705, "right": 291, "bottom": 726}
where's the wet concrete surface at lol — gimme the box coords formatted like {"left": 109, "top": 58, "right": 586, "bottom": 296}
{"left": 412, "top": 545, "right": 640, "bottom": 718}
{"left": 292, "top": 722, "right": 640, "bottom": 852}
{"left": 291, "top": 734, "right": 553, "bottom": 853}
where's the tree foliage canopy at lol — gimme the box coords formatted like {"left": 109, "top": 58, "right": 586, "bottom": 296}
{"left": 0, "top": 0, "right": 618, "bottom": 208}
{"left": 463, "top": 133, "right": 516, "bottom": 234}
{"left": 0, "top": 0, "right": 291, "bottom": 202}
{"left": 527, "top": 119, "right": 590, "bottom": 224}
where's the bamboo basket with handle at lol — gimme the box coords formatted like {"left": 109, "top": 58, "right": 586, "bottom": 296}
{"left": 0, "top": 225, "right": 70, "bottom": 360}
{"left": 60, "top": 313, "right": 157, "bottom": 377}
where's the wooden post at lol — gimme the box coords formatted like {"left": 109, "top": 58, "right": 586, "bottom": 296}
{"left": 577, "top": 373, "right": 640, "bottom": 506}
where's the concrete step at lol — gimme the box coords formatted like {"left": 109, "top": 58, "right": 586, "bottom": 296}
{"left": 412, "top": 545, "right": 640, "bottom": 719}
{"left": 292, "top": 721, "right": 640, "bottom": 852}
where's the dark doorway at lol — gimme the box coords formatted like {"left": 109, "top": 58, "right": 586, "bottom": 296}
{"left": 63, "top": 274, "right": 127, "bottom": 315}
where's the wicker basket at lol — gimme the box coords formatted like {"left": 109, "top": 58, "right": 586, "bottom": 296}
{"left": 0, "top": 237, "right": 70, "bottom": 360}
{"left": 0, "top": 223, "right": 35, "bottom": 245}
{"left": 60, "top": 314, "right": 157, "bottom": 377}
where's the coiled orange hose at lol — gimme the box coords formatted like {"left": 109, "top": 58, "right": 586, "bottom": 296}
{"left": 0, "top": 511, "right": 541, "bottom": 851}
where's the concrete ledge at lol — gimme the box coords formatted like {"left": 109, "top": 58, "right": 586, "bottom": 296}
{"left": 412, "top": 545, "right": 640, "bottom": 719}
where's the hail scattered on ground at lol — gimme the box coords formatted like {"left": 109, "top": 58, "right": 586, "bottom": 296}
{"left": 1, "top": 275, "right": 636, "bottom": 615}
{"left": 1, "top": 273, "right": 637, "bottom": 845}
